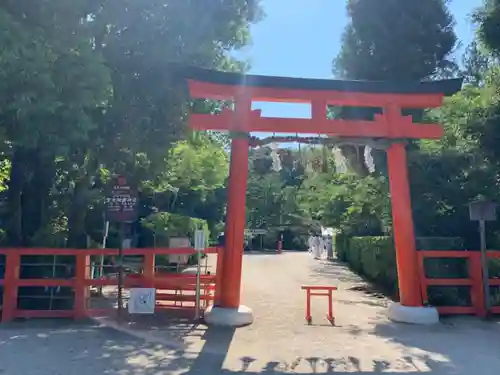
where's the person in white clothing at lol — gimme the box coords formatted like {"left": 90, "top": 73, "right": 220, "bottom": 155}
{"left": 312, "top": 236, "right": 322, "bottom": 259}
{"left": 325, "top": 235, "right": 333, "bottom": 260}
{"left": 308, "top": 235, "right": 314, "bottom": 255}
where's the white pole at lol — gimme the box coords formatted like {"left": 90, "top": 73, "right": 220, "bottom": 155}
{"left": 98, "top": 220, "right": 109, "bottom": 295}
{"left": 195, "top": 249, "right": 202, "bottom": 320}
{"left": 193, "top": 229, "right": 205, "bottom": 320}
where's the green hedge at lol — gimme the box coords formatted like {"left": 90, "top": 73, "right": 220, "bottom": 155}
{"left": 141, "top": 212, "right": 210, "bottom": 268}
{"left": 141, "top": 212, "right": 210, "bottom": 247}
{"left": 346, "top": 236, "right": 398, "bottom": 294}
{"left": 336, "top": 235, "right": 468, "bottom": 304}
{"left": 334, "top": 233, "right": 350, "bottom": 262}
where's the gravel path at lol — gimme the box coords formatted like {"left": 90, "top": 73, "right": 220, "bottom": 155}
{"left": 2, "top": 251, "right": 500, "bottom": 374}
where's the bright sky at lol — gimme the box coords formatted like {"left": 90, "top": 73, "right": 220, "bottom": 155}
{"left": 234, "top": 0, "right": 483, "bottom": 124}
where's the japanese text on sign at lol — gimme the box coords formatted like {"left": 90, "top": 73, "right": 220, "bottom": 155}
{"left": 105, "top": 196, "right": 138, "bottom": 207}
{"left": 106, "top": 176, "right": 138, "bottom": 222}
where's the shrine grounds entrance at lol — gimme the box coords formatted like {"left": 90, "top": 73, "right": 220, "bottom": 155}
{"left": 182, "top": 66, "right": 463, "bottom": 326}
{"left": 4, "top": 68, "right": 487, "bottom": 325}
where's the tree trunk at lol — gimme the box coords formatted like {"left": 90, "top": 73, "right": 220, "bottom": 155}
{"left": 67, "top": 175, "right": 90, "bottom": 249}
{"left": 6, "top": 149, "right": 26, "bottom": 246}
{"left": 22, "top": 151, "right": 55, "bottom": 244}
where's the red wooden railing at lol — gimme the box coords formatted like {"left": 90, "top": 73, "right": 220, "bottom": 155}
{"left": 0, "top": 247, "right": 223, "bottom": 323}
{"left": 4, "top": 247, "right": 500, "bottom": 322}
{"left": 418, "top": 250, "right": 500, "bottom": 317}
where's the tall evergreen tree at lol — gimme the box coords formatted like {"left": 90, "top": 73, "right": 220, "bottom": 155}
{"left": 462, "top": 41, "right": 493, "bottom": 85}
{"left": 477, "top": 0, "right": 500, "bottom": 54}
{"left": 330, "top": 0, "right": 458, "bottom": 177}
{"left": 334, "top": 0, "right": 457, "bottom": 81}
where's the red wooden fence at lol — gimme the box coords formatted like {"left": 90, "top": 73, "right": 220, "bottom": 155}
{"left": 2, "top": 247, "right": 499, "bottom": 322}
{"left": 418, "top": 250, "right": 500, "bottom": 317}
{"left": 0, "top": 247, "right": 223, "bottom": 323}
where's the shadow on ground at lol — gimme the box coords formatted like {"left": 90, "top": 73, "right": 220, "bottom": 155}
{"left": 1, "top": 317, "right": 499, "bottom": 374}
{"left": 309, "top": 259, "right": 364, "bottom": 284}
{"left": 371, "top": 316, "right": 500, "bottom": 375}
{"left": 310, "top": 259, "right": 395, "bottom": 308}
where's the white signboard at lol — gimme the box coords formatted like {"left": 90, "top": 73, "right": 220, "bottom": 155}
{"left": 245, "top": 229, "right": 267, "bottom": 235}
{"left": 168, "top": 237, "right": 190, "bottom": 265}
{"left": 194, "top": 230, "right": 205, "bottom": 252}
{"left": 128, "top": 288, "right": 156, "bottom": 314}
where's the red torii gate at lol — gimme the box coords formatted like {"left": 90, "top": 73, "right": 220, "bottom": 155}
{"left": 182, "top": 67, "right": 462, "bottom": 326}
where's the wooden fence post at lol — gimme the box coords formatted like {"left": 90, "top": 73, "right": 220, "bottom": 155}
{"left": 2, "top": 251, "right": 20, "bottom": 322}
{"left": 469, "top": 252, "right": 487, "bottom": 318}
{"left": 417, "top": 252, "right": 429, "bottom": 304}
{"left": 74, "top": 253, "right": 90, "bottom": 320}
{"left": 143, "top": 253, "right": 155, "bottom": 288}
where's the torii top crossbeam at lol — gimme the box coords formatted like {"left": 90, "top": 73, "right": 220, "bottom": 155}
{"left": 182, "top": 67, "right": 462, "bottom": 140}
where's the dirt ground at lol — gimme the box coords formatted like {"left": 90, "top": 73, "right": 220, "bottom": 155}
{"left": 1, "top": 251, "right": 500, "bottom": 374}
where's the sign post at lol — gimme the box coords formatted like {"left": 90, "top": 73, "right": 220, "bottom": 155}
{"left": 194, "top": 229, "right": 205, "bottom": 320}
{"left": 97, "top": 220, "right": 110, "bottom": 296}
{"left": 105, "top": 176, "right": 138, "bottom": 320}
{"left": 245, "top": 229, "right": 267, "bottom": 251}
{"left": 469, "top": 200, "right": 497, "bottom": 315}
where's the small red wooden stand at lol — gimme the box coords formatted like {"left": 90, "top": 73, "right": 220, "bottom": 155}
{"left": 301, "top": 285, "right": 337, "bottom": 325}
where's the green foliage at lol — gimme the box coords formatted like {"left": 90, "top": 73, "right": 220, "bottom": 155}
{"left": 342, "top": 236, "right": 398, "bottom": 294}
{"left": 145, "top": 135, "right": 229, "bottom": 239}
{"left": 246, "top": 145, "right": 393, "bottom": 247}
{"left": 30, "top": 217, "right": 68, "bottom": 248}
{"left": 332, "top": 0, "right": 458, "bottom": 175}
{"left": 141, "top": 213, "right": 171, "bottom": 239}
{"left": 334, "top": 0, "right": 457, "bottom": 81}
{"left": 408, "top": 70, "right": 500, "bottom": 245}
{"left": 297, "top": 172, "right": 391, "bottom": 236}
{"left": 161, "top": 139, "right": 228, "bottom": 195}
{"left": 333, "top": 232, "right": 349, "bottom": 261}
{"left": 0, "top": 5, "right": 111, "bottom": 149}
{"left": 477, "top": 0, "right": 500, "bottom": 55}
{"left": 0, "top": 159, "right": 10, "bottom": 192}
{"left": 246, "top": 146, "right": 313, "bottom": 237}
{"left": 141, "top": 212, "right": 210, "bottom": 246}
{"left": 0, "top": 0, "right": 261, "bottom": 248}
{"left": 462, "top": 41, "right": 494, "bottom": 85}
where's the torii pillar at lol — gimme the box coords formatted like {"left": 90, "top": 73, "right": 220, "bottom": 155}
{"left": 204, "top": 96, "right": 255, "bottom": 326}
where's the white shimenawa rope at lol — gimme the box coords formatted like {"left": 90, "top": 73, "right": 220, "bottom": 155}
{"left": 269, "top": 143, "right": 282, "bottom": 172}
{"left": 332, "top": 147, "right": 347, "bottom": 174}
{"left": 364, "top": 145, "right": 376, "bottom": 173}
